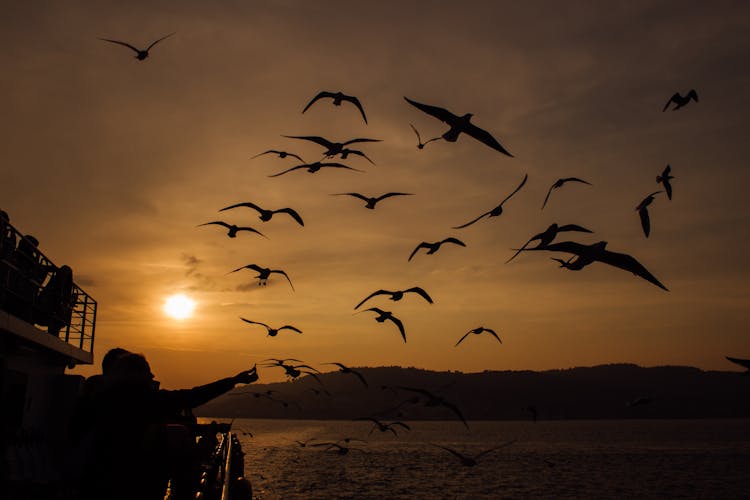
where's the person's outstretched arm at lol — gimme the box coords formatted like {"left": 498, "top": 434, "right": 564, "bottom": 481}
{"left": 159, "top": 366, "right": 258, "bottom": 412}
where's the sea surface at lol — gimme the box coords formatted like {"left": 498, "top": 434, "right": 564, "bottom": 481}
{"left": 201, "top": 418, "right": 750, "bottom": 499}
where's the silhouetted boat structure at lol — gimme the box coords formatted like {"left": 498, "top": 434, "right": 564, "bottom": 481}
{"left": 0, "top": 217, "right": 250, "bottom": 499}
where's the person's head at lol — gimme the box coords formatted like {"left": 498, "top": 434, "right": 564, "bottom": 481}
{"left": 110, "top": 353, "right": 154, "bottom": 385}
{"left": 101, "top": 347, "right": 130, "bottom": 376}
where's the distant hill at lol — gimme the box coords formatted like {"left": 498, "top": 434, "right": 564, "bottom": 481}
{"left": 195, "top": 363, "right": 750, "bottom": 421}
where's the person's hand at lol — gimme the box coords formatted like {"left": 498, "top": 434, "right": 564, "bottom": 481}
{"left": 233, "top": 365, "right": 259, "bottom": 385}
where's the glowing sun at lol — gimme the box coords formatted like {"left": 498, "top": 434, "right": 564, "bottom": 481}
{"left": 163, "top": 294, "right": 196, "bottom": 320}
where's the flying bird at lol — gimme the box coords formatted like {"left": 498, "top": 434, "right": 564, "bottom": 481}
{"left": 662, "top": 89, "right": 699, "bottom": 111}
{"left": 324, "top": 362, "right": 369, "bottom": 388}
{"left": 362, "top": 308, "right": 406, "bottom": 343}
{"left": 198, "top": 221, "right": 266, "bottom": 239}
{"left": 228, "top": 264, "right": 294, "bottom": 290}
{"left": 506, "top": 223, "right": 594, "bottom": 263}
{"left": 239, "top": 318, "right": 302, "bottom": 337}
{"left": 656, "top": 165, "right": 674, "bottom": 200}
{"left": 302, "top": 91, "right": 368, "bottom": 124}
{"left": 331, "top": 192, "right": 413, "bottom": 209}
{"left": 520, "top": 240, "right": 669, "bottom": 291}
{"left": 453, "top": 174, "right": 528, "bottom": 229}
{"left": 220, "top": 202, "right": 304, "bottom": 226}
{"left": 354, "top": 287, "right": 433, "bottom": 310}
{"left": 356, "top": 417, "right": 410, "bottom": 436}
{"left": 431, "top": 441, "right": 515, "bottom": 467}
{"left": 98, "top": 32, "right": 175, "bottom": 61}
{"left": 251, "top": 150, "right": 305, "bottom": 162}
{"left": 725, "top": 356, "right": 750, "bottom": 373}
{"left": 395, "top": 387, "right": 469, "bottom": 428}
{"left": 283, "top": 135, "right": 381, "bottom": 163}
{"left": 541, "top": 177, "right": 592, "bottom": 210}
{"left": 408, "top": 238, "right": 466, "bottom": 261}
{"left": 636, "top": 191, "right": 662, "bottom": 238}
{"left": 268, "top": 161, "right": 363, "bottom": 177}
{"left": 455, "top": 327, "right": 502, "bottom": 347}
{"left": 404, "top": 97, "right": 513, "bottom": 157}
{"left": 409, "top": 123, "right": 440, "bottom": 149}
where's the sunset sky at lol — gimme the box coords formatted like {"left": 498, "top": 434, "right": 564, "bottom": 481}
{"left": 2, "top": 1, "right": 749, "bottom": 388}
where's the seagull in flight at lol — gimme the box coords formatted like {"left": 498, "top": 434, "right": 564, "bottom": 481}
{"left": 283, "top": 135, "right": 381, "bottom": 163}
{"left": 453, "top": 174, "right": 527, "bottom": 229}
{"left": 251, "top": 150, "right": 305, "bottom": 163}
{"left": 324, "top": 362, "right": 369, "bottom": 387}
{"left": 506, "top": 223, "right": 593, "bottom": 263}
{"left": 408, "top": 238, "right": 466, "bottom": 261}
{"left": 725, "top": 356, "right": 750, "bottom": 374}
{"left": 198, "top": 221, "right": 266, "bottom": 239}
{"left": 228, "top": 264, "right": 294, "bottom": 290}
{"left": 354, "top": 287, "right": 433, "bottom": 310}
{"left": 455, "top": 327, "right": 502, "bottom": 347}
{"left": 656, "top": 165, "right": 674, "bottom": 200}
{"left": 220, "top": 202, "right": 304, "bottom": 226}
{"left": 662, "top": 89, "right": 698, "bottom": 111}
{"left": 409, "top": 123, "right": 440, "bottom": 150}
{"left": 520, "top": 240, "right": 669, "bottom": 291}
{"left": 395, "top": 387, "right": 469, "bottom": 429}
{"left": 541, "top": 177, "right": 592, "bottom": 210}
{"left": 239, "top": 318, "right": 302, "bottom": 337}
{"left": 302, "top": 91, "right": 368, "bottom": 124}
{"left": 431, "top": 441, "right": 515, "bottom": 467}
{"left": 636, "top": 191, "right": 662, "bottom": 238}
{"left": 98, "top": 32, "right": 175, "bottom": 61}
{"left": 356, "top": 417, "right": 410, "bottom": 436}
{"left": 362, "top": 308, "right": 407, "bottom": 343}
{"left": 268, "top": 161, "right": 363, "bottom": 177}
{"left": 404, "top": 97, "right": 513, "bottom": 157}
{"left": 331, "top": 192, "right": 413, "bottom": 210}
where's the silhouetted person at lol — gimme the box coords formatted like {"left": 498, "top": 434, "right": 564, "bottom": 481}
{"left": 70, "top": 351, "right": 258, "bottom": 500}
{"left": 0, "top": 210, "right": 14, "bottom": 306}
{"left": 35, "top": 264, "right": 74, "bottom": 335}
{"left": 6, "top": 235, "right": 48, "bottom": 320}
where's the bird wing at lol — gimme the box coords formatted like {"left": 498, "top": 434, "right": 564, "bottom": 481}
{"left": 279, "top": 325, "right": 303, "bottom": 334}
{"left": 333, "top": 192, "right": 370, "bottom": 202}
{"left": 726, "top": 356, "right": 750, "bottom": 370}
{"left": 405, "top": 287, "right": 433, "bottom": 304}
{"left": 688, "top": 89, "right": 699, "bottom": 102}
{"left": 354, "top": 290, "right": 391, "bottom": 310}
{"left": 403, "top": 97, "right": 458, "bottom": 124}
{"left": 283, "top": 135, "right": 334, "bottom": 149}
{"left": 409, "top": 123, "right": 422, "bottom": 142}
{"left": 351, "top": 369, "right": 369, "bottom": 387}
{"left": 146, "top": 32, "right": 175, "bottom": 51}
{"left": 562, "top": 177, "right": 592, "bottom": 185}
{"left": 275, "top": 207, "right": 305, "bottom": 226}
{"left": 240, "top": 318, "right": 269, "bottom": 329}
{"left": 596, "top": 249, "right": 669, "bottom": 291}
{"left": 484, "top": 328, "right": 502, "bottom": 344}
{"left": 452, "top": 211, "right": 491, "bottom": 229}
{"left": 454, "top": 331, "right": 472, "bottom": 347}
{"left": 391, "top": 421, "right": 410, "bottom": 430}
{"left": 325, "top": 362, "right": 347, "bottom": 370}
{"left": 236, "top": 227, "right": 267, "bottom": 238}
{"left": 387, "top": 314, "right": 407, "bottom": 343}
{"left": 522, "top": 240, "right": 591, "bottom": 256}
{"left": 375, "top": 192, "right": 413, "bottom": 202}
{"left": 475, "top": 440, "right": 516, "bottom": 460}
{"left": 557, "top": 224, "right": 593, "bottom": 234}
{"left": 541, "top": 184, "right": 555, "bottom": 210}
{"left": 343, "top": 95, "right": 368, "bottom": 123}
{"left": 302, "top": 91, "right": 335, "bottom": 113}
{"left": 98, "top": 38, "right": 141, "bottom": 53}
{"left": 432, "top": 444, "right": 468, "bottom": 461}
{"left": 344, "top": 149, "right": 376, "bottom": 165}
{"left": 320, "top": 163, "right": 364, "bottom": 172}
{"left": 341, "top": 137, "right": 382, "bottom": 146}
{"left": 464, "top": 122, "right": 514, "bottom": 157}
{"left": 220, "top": 201, "right": 262, "bottom": 213}
{"left": 663, "top": 179, "right": 673, "bottom": 200}
{"left": 251, "top": 150, "right": 275, "bottom": 159}
{"left": 268, "top": 165, "right": 306, "bottom": 177}
{"left": 408, "top": 242, "right": 430, "bottom": 261}
{"left": 442, "top": 237, "right": 467, "bottom": 247}
{"left": 500, "top": 173, "right": 528, "bottom": 206}
{"left": 505, "top": 235, "right": 537, "bottom": 263}
{"left": 271, "top": 270, "right": 295, "bottom": 291}
{"left": 198, "top": 221, "right": 230, "bottom": 229}
{"left": 638, "top": 207, "right": 651, "bottom": 237}
{"left": 662, "top": 93, "right": 679, "bottom": 112}
{"left": 441, "top": 400, "right": 469, "bottom": 428}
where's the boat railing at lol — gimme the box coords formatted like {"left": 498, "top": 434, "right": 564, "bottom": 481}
{"left": 0, "top": 215, "right": 96, "bottom": 354}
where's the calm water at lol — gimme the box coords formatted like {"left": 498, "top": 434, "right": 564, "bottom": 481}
{"left": 202, "top": 418, "right": 750, "bottom": 499}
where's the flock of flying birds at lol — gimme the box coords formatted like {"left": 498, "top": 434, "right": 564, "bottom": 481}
{"left": 96, "top": 33, "right": 747, "bottom": 461}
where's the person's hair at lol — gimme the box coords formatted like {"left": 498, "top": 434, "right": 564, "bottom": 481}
{"left": 102, "top": 347, "right": 130, "bottom": 375}
{"left": 110, "top": 353, "right": 152, "bottom": 383}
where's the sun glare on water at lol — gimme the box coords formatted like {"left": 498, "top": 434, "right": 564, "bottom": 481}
{"left": 163, "top": 294, "right": 196, "bottom": 320}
